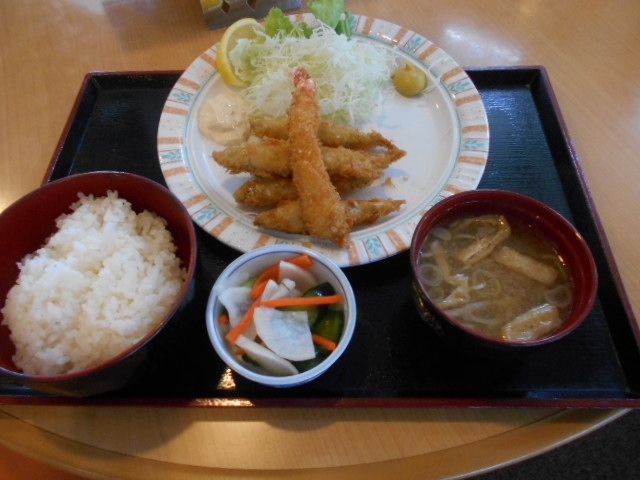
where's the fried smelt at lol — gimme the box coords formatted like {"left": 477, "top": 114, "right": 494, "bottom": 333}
{"left": 213, "top": 138, "right": 291, "bottom": 178}
{"left": 213, "top": 138, "right": 392, "bottom": 180}
{"left": 253, "top": 199, "right": 305, "bottom": 234}
{"left": 234, "top": 177, "right": 298, "bottom": 207}
{"left": 254, "top": 198, "right": 405, "bottom": 234}
{"left": 234, "top": 176, "right": 376, "bottom": 208}
{"left": 251, "top": 117, "right": 398, "bottom": 151}
{"left": 342, "top": 198, "right": 406, "bottom": 226}
{"left": 322, "top": 146, "right": 400, "bottom": 176}
{"left": 288, "top": 68, "right": 350, "bottom": 246}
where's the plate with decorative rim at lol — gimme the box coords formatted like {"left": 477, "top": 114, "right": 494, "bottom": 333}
{"left": 157, "top": 14, "right": 489, "bottom": 267}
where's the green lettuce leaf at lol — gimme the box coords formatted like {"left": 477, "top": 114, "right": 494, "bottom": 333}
{"left": 264, "top": 7, "right": 312, "bottom": 38}
{"left": 309, "top": 0, "right": 353, "bottom": 37}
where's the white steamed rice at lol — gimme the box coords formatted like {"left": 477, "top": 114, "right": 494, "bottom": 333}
{"left": 1, "top": 191, "right": 187, "bottom": 376}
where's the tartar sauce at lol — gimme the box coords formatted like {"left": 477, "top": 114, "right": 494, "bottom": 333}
{"left": 198, "top": 92, "right": 250, "bottom": 146}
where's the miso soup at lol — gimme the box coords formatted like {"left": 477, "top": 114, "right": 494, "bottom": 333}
{"left": 417, "top": 214, "right": 573, "bottom": 342}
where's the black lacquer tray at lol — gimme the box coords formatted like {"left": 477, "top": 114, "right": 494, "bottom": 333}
{"left": 2, "top": 67, "right": 639, "bottom": 407}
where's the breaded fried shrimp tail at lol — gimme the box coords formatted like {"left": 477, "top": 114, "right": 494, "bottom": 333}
{"left": 289, "top": 68, "right": 350, "bottom": 247}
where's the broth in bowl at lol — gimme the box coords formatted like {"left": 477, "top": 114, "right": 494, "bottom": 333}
{"left": 416, "top": 213, "right": 573, "bottom": 342}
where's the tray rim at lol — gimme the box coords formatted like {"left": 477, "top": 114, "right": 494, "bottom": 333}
{"left": 2, "top": 66, "right": 638, "bottom": 408}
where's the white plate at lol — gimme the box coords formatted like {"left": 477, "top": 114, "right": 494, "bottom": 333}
{"left": 157, "top": 14, "right": 489, "bottom": 267}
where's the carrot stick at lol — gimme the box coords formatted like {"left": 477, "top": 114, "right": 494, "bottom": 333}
{"left": 219, "top": 313, "right": 230, "bottom": 325}
{"left": 259, "top": 294, "right": 343, "bottom": 308}
{"left": 251, "top": 265, "right": 279, "bottom": 297}
{"left": 226, "top": 297, "right": 261, "bottom": 344}
{"left": 250, "top": 253, "right": 314, "bottom": 298}
{"left": 288, "top": 253, "right": 314, "bottom": 269}
{"left": 312, "top": 333, "right": 337, "bottom": 351}
{"left": 251, "top": 279, "right": 269, "bottom": 299}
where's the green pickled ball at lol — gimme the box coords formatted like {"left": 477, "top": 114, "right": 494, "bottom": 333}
{"left": 391, "top": 63, "right": 428, "bottom": 97}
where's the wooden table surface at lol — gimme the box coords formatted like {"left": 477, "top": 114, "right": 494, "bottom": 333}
{"left": 1, "top": 1, "right": 638, "bottom": 478}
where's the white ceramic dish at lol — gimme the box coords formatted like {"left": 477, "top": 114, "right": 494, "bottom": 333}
{"left": 158, "top": 14, "right": 489, "bottom": 267}
{"left": 205, "top": 245, "right": 357, "bottom": 387}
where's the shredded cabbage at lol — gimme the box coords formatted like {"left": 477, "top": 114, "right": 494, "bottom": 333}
{"left": 228, "top": 24, "right": 396, "bottom": 126}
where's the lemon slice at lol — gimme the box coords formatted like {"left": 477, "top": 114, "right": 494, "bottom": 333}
{"left": 216, "top": 18, "right": 263, "bottom": 87}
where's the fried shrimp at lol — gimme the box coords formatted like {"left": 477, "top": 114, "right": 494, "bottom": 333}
{"left": 254, "top": 198, "right": 405, "bottom": 234}
{"left": 288, "top": 68, "right": 350, "bottom": 246}
{"left": 251, "top": 117, "right": 399, "bottom": 151}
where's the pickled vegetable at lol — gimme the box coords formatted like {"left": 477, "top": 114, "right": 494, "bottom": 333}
{"left": 282, "top": 282, "right": 336, "bottom": 327}
{"left": 391, "top": 63, "right": 428, "bottom": 97}
{"left": 313, "top": 310, "right": 344, "bottom": 345}
{"left": 220, "top": 255, "right": 346, "bottom": 375}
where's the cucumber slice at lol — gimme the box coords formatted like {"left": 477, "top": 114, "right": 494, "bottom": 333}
{"left": 282, "top": 282, "right": 335, "bottom": 327}
{"left": 312, "top": 310, "right": 345, "bottom": 345}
